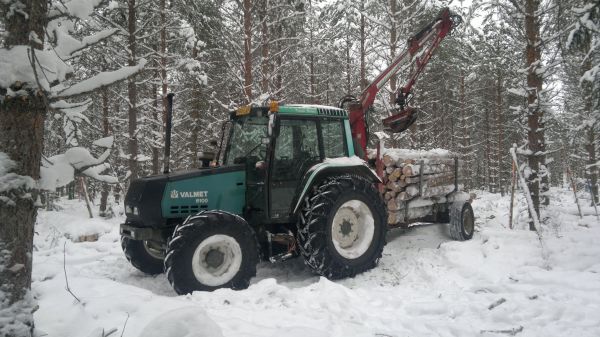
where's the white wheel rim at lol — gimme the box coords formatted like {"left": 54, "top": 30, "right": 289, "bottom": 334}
{"left": 331, "top": 200, "right": 375, "bottom": 259}
{"left": 143, "top": 240, "right": 165, "bottom": 260}
{"left": 191, "top": 234, "right": 242, "bottom": 287}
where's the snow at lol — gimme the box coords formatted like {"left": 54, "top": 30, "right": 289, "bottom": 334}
{"left": 56, "top": 59, "right": 147, "bottom": 97}
{"left": 282, "top": 103, "right": 345, "bottom": 111}
{"left": 55, "top": 28, "right": 118, "bottom": 58}
{"left": 381, "top": 148, "right": 455, "bottom": 161}
{"left": 139, "top": 307, "right": 223, "bottom": 337}
{"left": 30, "top": 188, "right": 600, "bottom": 337}
{"left": 507, "top": 87, "right": 529, "bottom": 97}
{"left": 60, "top": 0, "right": 104, "bottom": 19}
{"left": 40, "top": 147, "right": 117, "bottom": 190}
{"left": 93, "top": 136, "right": 115, "bottom": 148}
{"left": 0, "top": 242, "right": 36, "bottom": 337}
{"left": 0, "top": 46, "right": 72, "bottom": 92}
{"left": 0, "top": 152, "right": 36, "bottom": 199}
{"left": 323, "top": 155, "right": 366, "bottom": 166}
{"left": 0, "top": 290, "right": 35, "bottom": 337}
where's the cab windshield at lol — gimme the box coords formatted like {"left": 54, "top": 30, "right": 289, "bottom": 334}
{"left": 224, "top": 116, "right": 269, "bottom": 165}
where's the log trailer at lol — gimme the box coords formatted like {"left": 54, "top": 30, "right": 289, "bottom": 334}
{"left": 120, "top": 7, "right": 472, "bottom": 294}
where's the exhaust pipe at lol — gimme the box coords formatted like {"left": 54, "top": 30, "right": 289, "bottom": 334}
{"left": 164, "top": 93, "right": 174, "bottom": 174}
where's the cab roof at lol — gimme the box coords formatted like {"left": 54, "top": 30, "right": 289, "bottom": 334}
{"left": 231, "top": 103, "right": 348, "bottom": 119}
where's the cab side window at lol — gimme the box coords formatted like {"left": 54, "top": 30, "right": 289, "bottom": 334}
{"left": 321, "top": 119, "right": 347, "bottom": 158}
{"left": 273, "top": 119, "right": 319, "bottom": 180}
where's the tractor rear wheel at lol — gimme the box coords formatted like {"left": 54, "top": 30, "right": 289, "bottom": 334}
{"left": 121, "top": 237, "right": 165, "bottom": 275}
{"left": 449, "top": 201, "right": 475, "bottom": 241}
{"left": 297, "top": 175, "right": 387, "bottom": 279}
{"left": 164, "top": 211, "right": 259, "bottom": 294}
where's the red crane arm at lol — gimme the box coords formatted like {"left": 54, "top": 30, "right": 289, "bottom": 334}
{"left": 347, "top": 7, "right": 461, "bottom": 157}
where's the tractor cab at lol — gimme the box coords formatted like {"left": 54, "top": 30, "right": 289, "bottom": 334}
{"left": 220, "top": 103, "right": 355, "bottom": 225}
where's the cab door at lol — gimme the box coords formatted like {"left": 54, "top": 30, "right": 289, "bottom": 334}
{"left": 268, "top": 118, "right": 321, "bottom": 220}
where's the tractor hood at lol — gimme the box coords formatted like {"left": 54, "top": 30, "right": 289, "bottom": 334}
{"left": 124, "top": 165, "right": 246, "bottom": 228}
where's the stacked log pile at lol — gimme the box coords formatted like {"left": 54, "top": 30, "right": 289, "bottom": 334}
{"left": 379, "top": 149, "right": 465, "bottom": 225}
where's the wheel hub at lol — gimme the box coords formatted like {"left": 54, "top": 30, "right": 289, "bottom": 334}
{"left": 205, "top": 249, "right": 225, "bottom": 269}
{"left": 340, "top": 220, "right": 353, "bottom": 236}
{"left": 333, "top": 208, "right": 359, "bottom": 248}
{"left": 331, "top": 200, "right": 375, "bottom": 259}
{"left": 143, "top": 240, "right": 165, "bottom": 260}
{"left": 463, "top": 208, "right": 474, "bottom": 235}
{"left": 191, "top": 234, "right": 243, "bottom": 287}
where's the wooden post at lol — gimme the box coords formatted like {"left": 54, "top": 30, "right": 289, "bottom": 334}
{"left": 80, "top": 177, "right": 94, "bottom": 219}
{"left": 510, "top": 147, "right": 541, "bottom": 232}
{"left": 376, "top": 140, "right": 385, "bottom": 193}
{"left": 589, "top": 177, "right": 599, "bottom": 220}
{"left": 509, "top": 160, "right": 516, "bottom": 229}
{"left": 567, "top": 167, "right": 583, "bottom": 219}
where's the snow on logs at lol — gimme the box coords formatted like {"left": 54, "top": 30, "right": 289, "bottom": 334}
{"left": 379, "top": 149, "right": 465, "bottom": 226}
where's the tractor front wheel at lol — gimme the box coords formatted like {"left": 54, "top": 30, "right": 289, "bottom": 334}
{"left": 164, "top": 211, "right": 259, "bottom": 294}
{"left": 297, "top": 175, "right": 387, "bottom": 279}
{"left": 121, "top": 237, "right": 165, "bottom": 275}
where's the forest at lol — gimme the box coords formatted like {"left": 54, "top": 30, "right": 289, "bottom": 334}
{"left": 1, "top": 0, "right": 599, "bottom": 336}
{"left": 1, "top": 0, "right": 597, "bottom": 212}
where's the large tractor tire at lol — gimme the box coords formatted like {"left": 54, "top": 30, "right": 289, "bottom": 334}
{"left": 297, "top": 174, "right": 387, "bottom": 279}
{"left": 164, "top": 210, "right": 260, "bottom": 294}
{"left": 449, "top": 201, "right": 475, "bottom": 241}
{"left": 121, "top": 237, "right": 165, "bottom": 275}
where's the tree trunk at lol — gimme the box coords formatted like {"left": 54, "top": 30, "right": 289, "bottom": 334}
{"left": 152, "top": 83, "right": 160, "bottom": 175}
{"left": 259, "top": 0, "right": 269, "bottom": 95}
{"left": 389, "top": 0, "right": 397, "bottom": 105}
{"left": 458, "top": 70, "right": 470, "bottom": 188}
{"left": 99, "top": 87, "right": 111, "bottom": 216}
{"left": 485, "top": 105, "right": 491, "bottom": 191}
{"left": 309, "top": 26, "right": 317, "bottom": 103}
{"left": 360, "top": 1, "right": 367, "bottom": 91}
{"left": 0, "top": 1, "right": 47, "bottom": 334}
{"left": 0, "top": 96, "right": 45, "bottom": 336}
{"left": 525, "top": 0, "right": 545, "bottom": 228}
{"left": 243, "top": 0, "right": 253, "bottom": 102}
{"left": 127, "top": 0, "right": 139, "bottom": 180}
{"left": 587, "top": 128, "right": 598, "bottom": 204}
{"left": 273, "top": 23, "right": 282, "bottom": 95}
{"left": 190, "top": 45, "right": 201, "bottom": 168}
{"left": 581, "top": 58, "right": 598, "bottom": 204}
{"left": 346, "top": 33, "right": 351, "bottom": 95}
{"left": 496, "top": 68, "right": 504, "bottom": 193}
{"left": 160, "top": 0, "right": 168, "bottom": 172}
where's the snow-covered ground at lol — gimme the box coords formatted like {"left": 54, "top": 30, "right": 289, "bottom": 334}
{"left": 32, "top": 189, "right": 600, "bottom": 337}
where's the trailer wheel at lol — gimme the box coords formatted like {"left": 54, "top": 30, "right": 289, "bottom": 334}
{"left": 164, "top": 211, "right": 259, "bottom": 294}
{"left": 297, "top": 175, "right": 387, "bottom": 279}
{"left": 121, "top": 237, "right": 165, "bottom": 275}
{"left": 449, "top": 201, "right": 475, "bottom": 241}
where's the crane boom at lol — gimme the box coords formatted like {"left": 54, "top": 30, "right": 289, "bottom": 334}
{"left": 345, "top": 7, "right": 462, "bottom": 157}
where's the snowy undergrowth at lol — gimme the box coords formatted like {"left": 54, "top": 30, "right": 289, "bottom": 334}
{"left": 31, "top": 190, "right": 600, "bottom": 337}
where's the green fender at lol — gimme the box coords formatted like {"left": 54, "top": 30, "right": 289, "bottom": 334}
{"left": 291, "top": 157, "right": 382, "bottom": 214}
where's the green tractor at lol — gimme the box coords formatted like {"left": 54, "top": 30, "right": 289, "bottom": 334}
{"left": 120, "top": 102, "right": 387, "bottom": 294}
{"left": 120, "top": 8, "right": 465, "bottom": 294}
